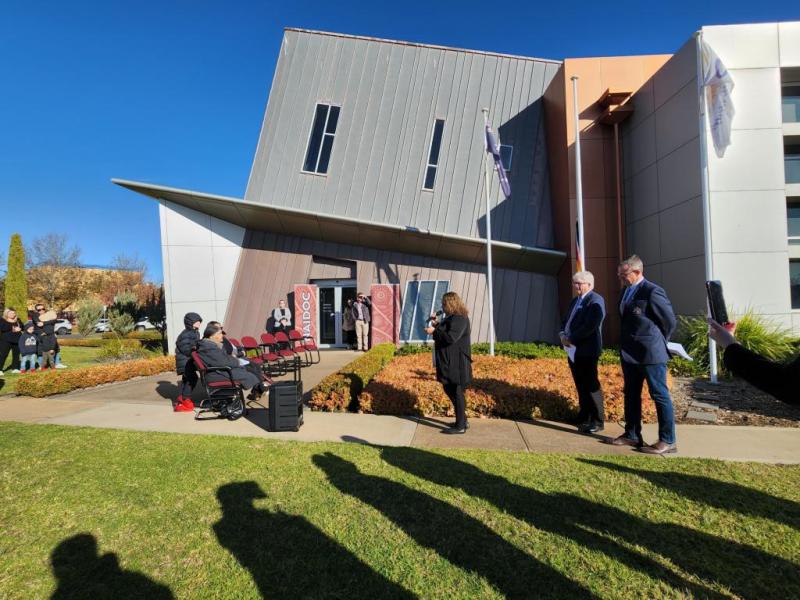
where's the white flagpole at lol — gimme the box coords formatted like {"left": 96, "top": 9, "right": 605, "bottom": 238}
{"left": 695, "top": 31, "right": 718, "bottom": 384}
{"left": 481, "top": 108, "right": 496, "bottom": 356}
{"left": 571, "top": 76, "right": 586, "bottom": 271}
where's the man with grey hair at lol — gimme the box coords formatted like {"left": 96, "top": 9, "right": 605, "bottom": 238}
{"left": 560, "top": 270, "right": 606, "bottom": 433}
{"left": 611, "top": 255, "right": 678, "bottom": 454}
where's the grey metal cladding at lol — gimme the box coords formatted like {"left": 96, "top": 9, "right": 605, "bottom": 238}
{"left": 245, "top": 29, "right": 560, "bottom": 249}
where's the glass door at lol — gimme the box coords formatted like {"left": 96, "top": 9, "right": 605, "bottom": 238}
{"left": 314, "top": 280, "right": 357, "bottom": 348}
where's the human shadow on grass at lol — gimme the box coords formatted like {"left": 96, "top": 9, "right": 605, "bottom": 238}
{"left": 380, "top": 447, "right": 800, "bottom": 599}
{"left": 579, "top": 458, "right": 800, "bottom": 530}
{"left": 50, "top": 533, "right": 173, "bottom": 599}
{"left": 213, "top": 481, "right": 413, "bottom": 599}
{"left": 313, "top": 452, "right": 595, "bottom": 599}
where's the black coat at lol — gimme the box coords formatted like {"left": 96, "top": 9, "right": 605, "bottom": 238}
{"left": 723, "top": 344, "right": 799, "bottom": 405}
{"left": 174, "top": 313, "right": 202, "bottom": 375}
{"left": 194, "top": 339, "right": 261, "bottom": 390}
{"left": 0, "top": 318, "right": 23, "bottom": 344}
{"left": 619, "top": 279, "right": 676, "bottom": 365}
{"left": 433, "top": 314, "right": 472, "bottom": 386}
{"left": 560, "top": 291, "right": 605, "bottom": 359}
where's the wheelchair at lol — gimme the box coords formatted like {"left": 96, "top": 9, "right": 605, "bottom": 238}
{"left": 190, "top": 350, "right": 247, "bottom": 421}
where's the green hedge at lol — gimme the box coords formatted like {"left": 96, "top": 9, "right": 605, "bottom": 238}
{"left": 57, "top": 338, "right": 107, "bottom": 348}
{"left": 308, "top": 343, "right": 396, "bottom": 412}
{"left": 398, "top": 341, "right": 621, "bottom": 364}
{"left": 102, "top": 330, "right": 163, "bottom": 341}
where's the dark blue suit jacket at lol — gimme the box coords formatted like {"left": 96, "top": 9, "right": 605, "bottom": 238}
{"left": 619, "top": 279, "right": 676, "bottom": 365}
{"left": 560, "top": 290, "right": 606, "bottom": 359}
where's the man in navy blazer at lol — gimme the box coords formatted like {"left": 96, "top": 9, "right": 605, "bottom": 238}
{"left": 559, "top": 271, "right": 606, "bottom": 433}
{"left": 611, "top": 255, "right": 678, "bottom": 454}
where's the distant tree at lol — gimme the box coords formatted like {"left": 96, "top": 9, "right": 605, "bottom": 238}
{"left": 108, "top": 291, "right": 138, "bottom": 337}
{"left": 75, "top": 298, "right": 105, "bottom": 336}
{"left": 111, "top": 253, "right": 147, "bottom": 293}
{"left": 4, "top": 234, "right": 28, "bottom": 314}
{"left": 27, "top": 233, "right": 81, "bottom": 309}
{"left": 142, "top": 285, "right": 167, "bottom": 354}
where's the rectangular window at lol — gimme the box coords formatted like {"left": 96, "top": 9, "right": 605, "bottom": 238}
{"left": 399, "top": 280, "right": 450, "bottom": 341}
{"left": 788, "top": 200, "right": 800, "bottom": 242}
{"left": 500, "top": 144, "right": 513, "bottom": 171}
{"left": 782, "top": 84, "right": 800, "bottom": 124}
{"left": 791, "top": 260, "right": 800, "bottom": 309}
{"left": 423, "top": 119, "right": 445, "bottom": 190}
{"left": 303, "top": 104, "right": 340, "bottom": 174}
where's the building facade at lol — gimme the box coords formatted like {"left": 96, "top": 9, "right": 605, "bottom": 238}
{"left": 117, "top": 21, "right": 800, "bottom": 352}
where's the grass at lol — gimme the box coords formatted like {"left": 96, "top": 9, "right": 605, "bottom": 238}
{"left": 0, "top": 346, "right": 106, "bottom": 395}
{"left": 0, "top": 423, "right": 798, "bottom": 599}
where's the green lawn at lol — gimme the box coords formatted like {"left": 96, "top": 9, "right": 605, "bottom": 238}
{"left": 0, "top": 346, "right": 105, "bottom": 395}
{"left": 0, "top": 423, "right": 798, "bottom": 599}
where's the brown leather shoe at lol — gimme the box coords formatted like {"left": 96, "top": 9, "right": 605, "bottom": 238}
{"left": 608, "top": 434, "right": 643, "bottom": 448}
{"left": 639, "top": 440, "right": 678, "bottom": 455}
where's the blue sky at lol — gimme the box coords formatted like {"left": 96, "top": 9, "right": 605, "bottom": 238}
{"left": 1, "top": 1, "right": 796, "bottom": 282}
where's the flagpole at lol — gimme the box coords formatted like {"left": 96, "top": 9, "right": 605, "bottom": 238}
{"left": 695, "top": 30, "right": 718, "bottom": 384}
{"left": 481, "top": 108, "right": 496, "bottom": 356}
{"left": 571, "top": 76, "right": 586, "bottom": 272}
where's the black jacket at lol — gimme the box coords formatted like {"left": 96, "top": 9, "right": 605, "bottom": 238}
{"left": 175, "top": 313, "right": 202, "bottom": 375}
{"left": 560, "top": 291, "right": 606, "bottom": 359}
{"left": 350, "top": 298, "right": 371, "bottom": 323}
{"left": 433, "top": 314, "right": 472, "bottom": 386}
{"left": 619, "top": 279, "right": 676, "bottom": 365}
{"left": 723, "top": 344, "right": 799, "bottom": 405}
{"left": 194, "top": 339, "right": 260, "bottom": 389}
{"left": 18, "top": 332, "right": 39, "bottom": 356}
{"left": 0, "top": 318, "right": 23, "bottom": 344}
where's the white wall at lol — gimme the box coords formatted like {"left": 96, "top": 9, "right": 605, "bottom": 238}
{"left": 159, "top": 200, "right": 245, "bottom": 353}
{"left": 702, "top": 22, "right": 799, "bottom": 333}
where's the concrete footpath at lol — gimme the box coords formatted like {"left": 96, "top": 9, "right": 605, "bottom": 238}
{"left": 1, "top": 350, "right": 798, "bottom": 463}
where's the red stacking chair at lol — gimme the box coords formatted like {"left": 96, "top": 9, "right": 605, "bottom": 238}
{"left": 240, "top": 336, "right": 266, "bottom": 368}
{"left": 259, "top": 332, "right": 288, "bottom": 376}
{"left": 228, "top": 337, "right": 243, "bottom": 352}
{"left": 288, "top": 329, "right": 320, "bottom": 365}
{"left": 190, "top": 350, "right": 246, "bottom": 421}
{"left": 273, "top": 331, "right": 303, "bottom": 375}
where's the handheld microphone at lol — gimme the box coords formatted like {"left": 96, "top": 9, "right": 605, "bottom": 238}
{"left": 428, "top": 310, "right": 443, "bottom": 325}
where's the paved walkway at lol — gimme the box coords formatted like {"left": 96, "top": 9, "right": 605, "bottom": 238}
{"left": 1, "top": 350, "right": 798, "bottom": 463}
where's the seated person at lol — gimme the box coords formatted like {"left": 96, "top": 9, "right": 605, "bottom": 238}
{"left": 708, "top": 318, "right": 798, "bottom": 406}
{"left": 270, "top": 300, "right": 292, "bottom": 333}
{"left": 195, "top": 324, "right": 268, "bottom": 401}
{"left": 206, "top": 321, "right": 266, "bottom": 383}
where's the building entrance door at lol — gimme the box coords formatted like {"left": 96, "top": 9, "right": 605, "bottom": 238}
{"left": 314, "top": 280, "right": 357, "bottom": 347}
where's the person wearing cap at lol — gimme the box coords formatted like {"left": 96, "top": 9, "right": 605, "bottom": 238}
{"left": 174, "top": 312, "right": 202, "bottom": 412}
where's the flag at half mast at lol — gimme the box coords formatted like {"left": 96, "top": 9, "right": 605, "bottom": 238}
{"left": 485, "top": 125, "right": 511, "bottom": 198}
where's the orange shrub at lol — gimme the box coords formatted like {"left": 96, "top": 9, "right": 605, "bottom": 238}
{"left": 15, "top": 356, "right": 175, "bottom": 397}
{"left": 358, "top": 355, "right": 663, "bottom": 423}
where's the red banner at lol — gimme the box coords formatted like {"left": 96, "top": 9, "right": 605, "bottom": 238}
{"left": 370, "top": 283, "right": 400, "bottom": 346}
{"left": 293, "top": 284, "right": 318, "bottom": 343}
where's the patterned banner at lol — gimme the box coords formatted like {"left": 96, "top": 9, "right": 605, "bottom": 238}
{"left": 293, "top": 284, "right": 318, "bottom": 343}
{"left": 370, "top": 283, "right": 400, "bottom": 346}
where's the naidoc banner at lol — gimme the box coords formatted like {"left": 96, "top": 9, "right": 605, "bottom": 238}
{"left": 293, "top": 284, "right": 318, "bottom": 343}
{"left": 370, "top": 284, "right": 400, "bottom": 346}
{"left": 701, "top": 40, "right": 735, "bottom": 158}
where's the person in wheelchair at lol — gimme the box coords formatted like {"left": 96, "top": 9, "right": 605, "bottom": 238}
{"left": 196, "top": 324, "right": 268, "bottom": 402}
{"left": 207, "top": 320, "right": 268, "bottom": 383}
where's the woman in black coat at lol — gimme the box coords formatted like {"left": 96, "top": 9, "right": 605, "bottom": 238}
{"left": 0, "top": 308, "right": 24, "bottom": 374}
{"left": 425, "top": 291, "right": 472, "bottom": 434}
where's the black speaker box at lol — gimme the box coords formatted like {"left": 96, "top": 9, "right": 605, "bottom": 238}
{"left": 268, "top": 381, "right": 304, "bottom": 432}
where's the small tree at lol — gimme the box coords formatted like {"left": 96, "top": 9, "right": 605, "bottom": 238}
{"left": 5, "top": 234, "right": 28, "bottom": 314}
{"left": 142, "top": 285, "right": 167, "bottom": 354}
{"left": 108, "top": 291, "right": 138, "bottom": 337}
{"left": 75, "top": 298, "right": 105, "bottom": 336}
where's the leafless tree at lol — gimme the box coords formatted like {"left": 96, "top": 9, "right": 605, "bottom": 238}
{"left": 27, "top": 233, "right": 82, "bottom": 309}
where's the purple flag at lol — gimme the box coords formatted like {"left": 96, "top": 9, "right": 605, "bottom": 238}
{"left": 485, "top": 125, "right": 511, "bottom": 198}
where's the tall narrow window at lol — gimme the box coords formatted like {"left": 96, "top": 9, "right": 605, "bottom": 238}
{"left": 500, "top": 144, "right": 513, "bottom": 171}
{"left": 791, "top": 260, "right": 800, "bottom": 309}
{"left": 399, "top": 280, "right": 450, "bottom": 342}
{"left": 423, "top": 119, "right": 445, "bottom": 190}
{"left": 303, "top": 103, "right": 340, "bottom": 174}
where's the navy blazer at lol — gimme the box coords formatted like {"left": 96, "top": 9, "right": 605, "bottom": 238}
{"left": 619, "top": 279, "right": 676, "bottom": 365}
{"left": 560, "top": 290, "right": 606, "bottom": 359}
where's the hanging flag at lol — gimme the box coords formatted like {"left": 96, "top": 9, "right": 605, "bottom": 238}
{"left": 575, "top": 220, "right": 583, "bottom": 273}
{"left": 485, "top": 125, "right": 511, "bottom": 198}
{"left": 701, "top": 40, "right": 735, "bottom": 158}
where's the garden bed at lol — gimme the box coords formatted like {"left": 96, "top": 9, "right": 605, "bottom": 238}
{"left": 358, "top": 354, "right": 661, "bottom": 422}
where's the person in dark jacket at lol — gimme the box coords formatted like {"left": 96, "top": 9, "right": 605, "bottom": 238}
{"left": 196, "top": 324, "right": 266, "bottom": 400}
{"left": 0, "top": 308, "right": 24, "bottom": 375}
{"left": 174, "top": 312, "right": 202, "bottom": 412}
{"left": 708, "top": 318, "right": 798, "bottom": 405}
{"left": 559, "top": 271, "right": 606, "bottom": 433}
{"left": 207, "top": 321, "right": 267, "bottom": 384}
{"left": 425, "top": 291, "right": 472, "bottom": 434}
{"left": 33, "top": 304, "right": 67, "bottom": 368}
{"left": 18, "top": 321, "right": 39, "bottom": 373}
{"left": 351, "top": 292, "right": 372, "bottom": 351}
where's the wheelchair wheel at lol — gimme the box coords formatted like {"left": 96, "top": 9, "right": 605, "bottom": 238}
{"left": 225, "top": 391, "right": 246, "bottom": 421}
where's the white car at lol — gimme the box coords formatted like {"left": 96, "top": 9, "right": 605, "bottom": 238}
{"left": 55, "top": 319, "right": 73, "bottom": 335}
{"left": 134, "top": 318, "right": 157, "bottom": 331}
{"left": 94, "top": 318, "right": 112, "bottom": 333}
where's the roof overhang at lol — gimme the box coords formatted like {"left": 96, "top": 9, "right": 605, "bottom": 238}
{"left": 113, "top": 179, "right": 566, "bottom": 275}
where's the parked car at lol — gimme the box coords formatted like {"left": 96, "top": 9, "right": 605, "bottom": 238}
{"left": 94, "top": 318, "right": 112, "bottom": 333}
{"left": 134, "top": 318, "right": 157, "bottom": 331}
{"left": 55, "top": 319, "right": 73, "bottom": 335}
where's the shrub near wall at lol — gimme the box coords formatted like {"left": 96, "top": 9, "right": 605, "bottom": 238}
{"left": 15, "top": 356, "right": 174, "bottom": 397}
{"left": 308, "top": 343, "right": 396, "bottom": 411}
{"left": 397, "top": 341, "right": 621, "bottom": 365}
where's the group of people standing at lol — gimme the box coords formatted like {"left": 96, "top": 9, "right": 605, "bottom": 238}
{"left": 0, "top": 304, "right": 68, "bottom": 375}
